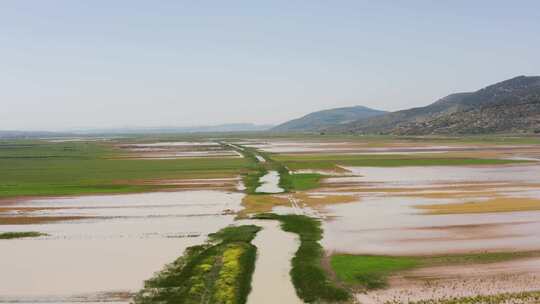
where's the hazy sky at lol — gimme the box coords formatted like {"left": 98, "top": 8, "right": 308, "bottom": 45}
{"left": 1, "top": 1, "right": 539, "bottom": 130}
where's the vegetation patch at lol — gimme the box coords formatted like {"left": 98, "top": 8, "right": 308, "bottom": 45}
{"left": 280, "top": 172, "right": 324, "bottom": 191}
{"left": 253, "top": 213, "right": 351, "bottom": 303}
{"left": 0, "top": 231, "right": 47, "bottom": 239}
{"left": 331, "top": 251, "right": 540, "bottom": 290}
{"left": 241, "top": 166, "right": 267, "bottom": 194}
{"left": 416, "top": 197, "right": 540, "bottom": 214}
{"left": 331, "top": 255, "right": 418, "bottom": 289}
{"left": 134, "top": 225, "right": 261, "bottom": 304}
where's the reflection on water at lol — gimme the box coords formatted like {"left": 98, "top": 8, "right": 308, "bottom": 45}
{"left": 0, "top": 191, "right": 242, "bottom": 302}
{"left": 322, "top": 196, "right": 540, "bottom": 255}
{"left": 321, "top": 164, "right": 540, "bottom": 255}
{"left": 256, "top": 171, "right": 284, "bottom": 194}
{"left": 246, "top": 220, "right": 303, "bottom": 304}
{"left": 340, "top": 164, "right": 540, "bottom": 185}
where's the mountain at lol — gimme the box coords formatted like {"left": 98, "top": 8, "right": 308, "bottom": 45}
{"left": 335, "top": 76, "right": 540, "bottom": 135}
{"left": 272, "top": 105, "right": 387, "bottom": 132}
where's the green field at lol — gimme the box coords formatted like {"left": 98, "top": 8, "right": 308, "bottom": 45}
{"left": 331, "top": 251, "right": 540, "bottom": 290}
{"left": 273, "top": 153, "right": 528, "bottom": 170}
{"left": 2, "top": 138, "right": 532, "bottom": 198}
{"left": 280, "top": 172, "right": 324, "bottom": 191}
{"left": 0, "top": 140, "right": 253, "bottom": 198}
{"left": 331, "top": 255, "right": 419, "bottom": 289}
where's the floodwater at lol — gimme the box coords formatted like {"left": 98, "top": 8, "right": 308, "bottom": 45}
{"left": 247, "top": 220, "right": 303, "bottom": 304}
{"left": 340, "top": 164, "right": 540, "bottom": 185}
{"left": 242, "top": 140, "right": 540, "bottom": 154}
{"left": 5, "top": 139, "right": 540, "bottom": 303}
{"left": 320, "top": 164, "right": 540, "bottom": 255}
{"left": 119, "top": 141, "right": 242, "bottom": 159}
{"left": 256, "top": 171, "right": 284, "bottom": 194}
{"left": 322, "top": 195, "right": 540, "bottom": 255}
{"left": 0, "top": 191, "right": 243, "bottom": 302}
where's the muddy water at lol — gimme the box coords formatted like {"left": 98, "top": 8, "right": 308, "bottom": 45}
{"left": 322, "top": 196, "right": 540, "bottom": 255}
{"left": 243, "top": 140, "right": 540, "bottom": 154}
{"left": 256, "top": 171, "right": 284, "bottom": 194}
{"left": 321, "top": 164, "right": 540, "bottom": 255}
{"left": 247, "top": 220, "right": 303, "bottom": 304}
{"left": 0, "top": 191, "right": 242, "bottom": 302}
{"left": 120, "top": 141, "right": 243, "bottom": 159}
{"left": 341, "top": 164, "right": 540, "bottom": 185}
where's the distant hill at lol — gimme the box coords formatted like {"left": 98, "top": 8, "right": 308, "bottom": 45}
{"left": 272, "top": 105, "right": 387, "bottom": 132}
{"left": 0, "top": 130, "right": 71, "bottom": 139}
{"left": 0, "top": 123, "right": 273, "bottom": 138}
{"left": 73, "top": 123, "right": 273, "bottom": 134}
{"left": 334, "top": 76, "right": 540, "bottom": 135}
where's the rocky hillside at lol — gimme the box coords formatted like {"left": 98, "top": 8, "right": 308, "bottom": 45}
{"left": 272, "top": 105, "right": 386, "bottom": 132}
{"left": 394, "top": 101, "right": 540, "bottom": 135}
{"left": 336, "top": 76, "right": 540, "bottom": 135}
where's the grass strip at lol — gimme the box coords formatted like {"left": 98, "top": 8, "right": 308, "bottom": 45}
{"left": 134, "top": 225, "right": 261, "bottom": 304}
{"left": 0, "top": 231, "right": 47, "bottom": 239}
{"left": 253, "top": 213, "right": 351, "bottom": 303}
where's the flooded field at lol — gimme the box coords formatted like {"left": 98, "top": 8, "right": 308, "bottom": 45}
{"left": 242, "top": 139, "right": 540, "bottom": 156}
{"left": 232, "top": 138, "right": 540, "bottom": 303}
{"left": 119, "top": 141, "right": 242, "bottom": 159}
{"left": 320, "top": 164, "right": 540, "bottom": 255}
{"left": 0, "top": 191, "right": 242, "bottom": 303}
{"left": 3, "top": 136, "right": 540, "bottom": 304}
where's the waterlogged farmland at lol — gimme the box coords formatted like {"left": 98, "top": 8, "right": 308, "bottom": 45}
{"left": 0, "top": 140, "right": 251, "bottom": 198}
{"left": 2, "top": 136, "right": 540, "bottom": 303}
{"left": 0, "top": 190, "right": 244, "bottom": 302}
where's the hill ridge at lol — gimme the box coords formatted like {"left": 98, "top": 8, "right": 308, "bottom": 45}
{"left": 272, "top": 105, "right": 386, "bottom": 132}
{"left": 332, "top": 75, "right": 540, "bottom": 135}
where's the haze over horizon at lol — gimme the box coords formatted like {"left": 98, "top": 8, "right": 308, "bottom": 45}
{"left": 1, "top": 1, "right": 539, "bottom": 131}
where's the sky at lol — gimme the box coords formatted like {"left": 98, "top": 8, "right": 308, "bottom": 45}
{"left": 1, "top": 1, "right": 539, "bottom": 131}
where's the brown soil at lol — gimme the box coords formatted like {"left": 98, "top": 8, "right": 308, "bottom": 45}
{"left": 0, "top": 216, "right": 90, "bottom": 225}
{"left": 416, "top": 197, "right": 540, "bottom": 215}
{"left": 357, "top": 258, "right": 540, "bottom": 304}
